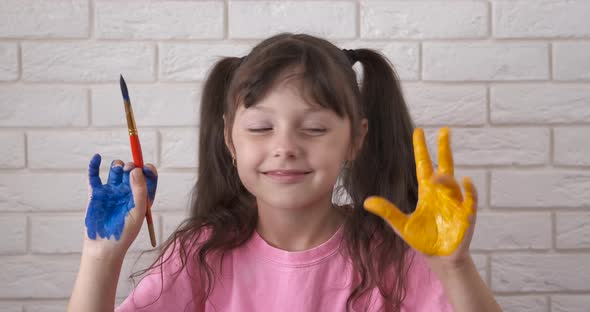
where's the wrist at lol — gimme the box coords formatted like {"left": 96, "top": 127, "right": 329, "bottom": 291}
{"left": 428, "top": 253, "right": 475, "bottom": 279}
{"left": 82, "top": 240, "right": 127, "bottom": 264}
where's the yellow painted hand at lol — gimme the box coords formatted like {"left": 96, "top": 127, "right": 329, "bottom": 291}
{"left": 364, "top": 127, "right": 476, "bottom": 256}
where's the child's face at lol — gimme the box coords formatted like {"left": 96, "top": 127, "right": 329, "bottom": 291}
{"left": 228, "top": 79, "right": 354, "bottom": 211}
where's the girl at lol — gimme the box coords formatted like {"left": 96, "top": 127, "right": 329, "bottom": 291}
{"left": 68, "top": 33, "right": 501, "bottom": 312}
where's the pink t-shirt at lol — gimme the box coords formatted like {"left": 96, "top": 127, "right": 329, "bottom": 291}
{"left": 116, "top": 226, "right": 452, "bottom": 311}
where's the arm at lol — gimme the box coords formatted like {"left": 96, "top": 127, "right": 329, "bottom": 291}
{"left": 67, "top": 246, "right": 125, "bottom": 312}
{"left": 431, "top": 256, "right": 502, "bottom": 312}
{"left": 68, "top": 155, "right": 158, "bottom": 312}
{"left": 364, "top": 128, "right": 501, "bottom": 311}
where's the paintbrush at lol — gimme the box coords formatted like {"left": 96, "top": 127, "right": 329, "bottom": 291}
{"left": 120, "top": 75, "right": 157, "bottom": 248}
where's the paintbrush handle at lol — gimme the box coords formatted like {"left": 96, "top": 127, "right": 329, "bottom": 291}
{"left": 146, "top": 201, "right": 156, "bottom": 247}
{"left": 129, "top": 134, "right": 156, "bottom": 247}
{"left": 129, "top": 135, "right": 144, "bottom": 168}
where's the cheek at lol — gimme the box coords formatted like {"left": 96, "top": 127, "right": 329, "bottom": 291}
{"left": 232, "top": 134, "right": 265, "bottom": 170}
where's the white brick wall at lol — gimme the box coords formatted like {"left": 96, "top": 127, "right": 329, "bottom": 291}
{"left": 0, "top": 1, "right": 588, "bottom": 311}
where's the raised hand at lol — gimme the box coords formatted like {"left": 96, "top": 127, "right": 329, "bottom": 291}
{"left": 84, "top": 153, "right": 158, "bottom": 254}
{"left": 364, "top": 127, "right": 476, "bottom": 257}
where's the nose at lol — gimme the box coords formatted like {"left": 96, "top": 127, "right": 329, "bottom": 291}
{"left": 272, "top": 129, "right": 301, "bottom": 159}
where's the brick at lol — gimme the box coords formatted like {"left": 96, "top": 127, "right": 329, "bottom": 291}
{"left": 160, "top": 128, "right": 199, "bottom": 169}
{"left": 228, "top": 1, "right": 355, "bottom": 39}
{"left": 96, "top": 1, "right": 223, "bottom": 39}
{"left": 0, "top": 132, "right": 25, "bottom": 168}
{"left": 24, "top": 302, "right": 67, "bottom": 312}
{"left": 0, "top": 256, "right": 80, "bottom": 298}
{"left": 0, "top": 215, "right": 27, "bottom": 254}
{"left": 30, "top": 214, "right": 155, "bottom": 254}
{"left": 552, "top": 295, "right": 590, "bottom": 312}
{"left": 0, "top": 254, "right": 152, "bottom": 299}
{"left": 0, "top": 42, "right": 18, "bottom": 80}
{"left": 0, "top": 86, "right": 88, "bottom": 127}
{"left": 491, "top": 254, "right": 590, "bottom": 292}
{"left": 0, "top": 0, "right": 88, "bottom": 38}
{"left": 162, "top": 213, "right": 188, "bottom": 241}
{"left": 491, "top": 84, "right": 590, "bottom": 124}
{"left": 554, "top": 127, "right": 590, "bottom": 166}
{"left": 0, "top": 303, "right": 22, "bottom": 312}
{"left": 496, "top": 296, "right": 548, "bottom": 312}
{"left": 361, "top": 1, "right": 487, "bottom": 39}
{"left": 554, "top": 42, "right": 590, "bottom": 80}
{"left": 423, "top": 128, "right": 549, "bottom": 166}
{"left": 0, "top": 173, "right": 88, "bottom": 212}
{"left": 160, "top": 43, "right": 252, "bottom": 81}
{"left": 27, "top": 130, "right": 158, "bottom": 169}
{"left": 471, "top": 254, "right": 488, "bottom": 284}
{"left": 339, "top": 42, "right": 419, "bottom": 81}
{"left": 403, "top": 84, "right": 487, "bottom": 126}
{"left": 91, "top": 84, "right": 200, "bottom": 127}
{"left": 31, "top": 215, "right": 84, "bottom": 254}
{"left": 22, "top": 42, "right": 155, "bottom": 82}
{"left": 423, "top": 43, "right": 548, "bottom": 81}
{"left": 491, "top": 171, "right": 590, "bottom": 208}
{"left": 556, "top": 213, "right": 590, "bottom": 249}
{"left": 471, "top": 213, "right": 551, "bottom": 251}
{"left": 494, "top": 0, "right": 590, "bottom": 38}
{"left": 454, "top": 128, "right": 548, "bottom": 166}
{"left": 153, "top": 172, "right": 197, "bottom": 211}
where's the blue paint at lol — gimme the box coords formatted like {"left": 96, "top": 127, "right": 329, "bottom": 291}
{"left": 85, "top": 153, "right": 157, "bottom": 240}
{"left": 120, "top": 75, "right": 130, "bottom": 101}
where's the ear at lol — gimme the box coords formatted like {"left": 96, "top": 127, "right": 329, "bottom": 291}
{"left": 223, "top": 115, "right": 235, "bottom": 158}
{"left": 349, "top": 118, "right": 368, "bottom": 161}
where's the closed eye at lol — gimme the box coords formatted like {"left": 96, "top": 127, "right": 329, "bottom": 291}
{"left": 304, "top": 128, "right": 327, "bottom": 134}
{"left": 248, "top": 128, "right": 272, "bottom": 133}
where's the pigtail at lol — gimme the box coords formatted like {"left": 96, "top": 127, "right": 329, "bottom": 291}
{"left": 352, "top": 49, "right": 418, "bottom": 212}
{"left": 343, "top": 49, "right": 418, "bottom": 312}
{"left": 196, "top": 57, "right": 243, "bottom": 216}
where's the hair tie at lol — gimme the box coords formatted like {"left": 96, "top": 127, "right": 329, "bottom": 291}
{"left": 342, "top": 49, "right": 358, "bottom": 65}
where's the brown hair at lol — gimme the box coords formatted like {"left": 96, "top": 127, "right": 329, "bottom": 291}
{"left": 132, "top": 33, "right": 418, "bottom": 312}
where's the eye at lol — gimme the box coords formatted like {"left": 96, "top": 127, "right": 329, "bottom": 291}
{"left": 248, "top": 127, "right": 273, "bottom": 133}
{"left": 304, "top": 128, "right": 327, "bottom": 135}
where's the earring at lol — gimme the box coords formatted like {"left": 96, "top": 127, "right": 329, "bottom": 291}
{"left": 232, "top": 157, "right": 237, "bottom": 167}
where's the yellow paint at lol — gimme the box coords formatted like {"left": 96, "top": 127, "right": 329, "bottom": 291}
{"left": 364, "top": 127, "right": 475, "bottom": 256}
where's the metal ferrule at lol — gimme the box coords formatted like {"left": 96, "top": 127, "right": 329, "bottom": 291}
{"left": 124, "top": 100, "right": 138, "bottom": 135}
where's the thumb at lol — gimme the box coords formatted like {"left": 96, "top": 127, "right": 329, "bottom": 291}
{"left": 364, "top": 196, "right": 408, "bottom": 235}
{"left": 129, "top": 168, "right": 147, "bottom": 216}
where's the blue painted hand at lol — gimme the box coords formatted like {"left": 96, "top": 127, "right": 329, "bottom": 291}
{"left": 85, "top": 153, "right": 158, "bottom": 241}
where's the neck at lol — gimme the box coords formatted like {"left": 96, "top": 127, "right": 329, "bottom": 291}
{"left": 256, "top": 197, "right": 344, "bottom": 252}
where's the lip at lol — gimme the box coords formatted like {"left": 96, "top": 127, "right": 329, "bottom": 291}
{"left": 262, "top": 170, "right": 311, "bottom": 184}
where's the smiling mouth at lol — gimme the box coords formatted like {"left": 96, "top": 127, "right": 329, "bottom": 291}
{"left": 262, "top": 170, "right": 312, "bottom": 183}
{"left": 263, "top": 170, "right": 311, "bottom": 175}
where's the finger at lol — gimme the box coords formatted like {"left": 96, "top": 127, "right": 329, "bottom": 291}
{"left": 88, "top": 154, "right": 103, "bottom": 188}
{"left": 143, "top": 164, "right": 158, "bottom": 202}
{"left": 364, "top": 196, "right": 409, "bottom": 233}
{"left": 413, "top": 128, "right": 433, "bottom": 183}
{"left": 437, "top": 127, "right": 454, "bottom": 176}
{"left": 432, "top": 174, "right": 463, "bottom": 203}
{"left": 106, "top": 160, "right": 124, "bottom": 186}
{"left": 462, "top": 176, "right": 478, "bottom": 216}
{"left": 122, "top": 162, "right": 136, "bottom": 186}
{"left": 129, "top": 168, "right": 148, "bottom": 216}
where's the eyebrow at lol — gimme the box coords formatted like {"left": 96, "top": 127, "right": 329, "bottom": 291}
{"left": 247, "top": 105, "right": 325, "bottom": 114}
